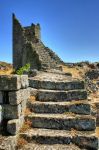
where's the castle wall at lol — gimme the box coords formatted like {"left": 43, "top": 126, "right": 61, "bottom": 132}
{"left": 34, "top": 24, "right": 41, "bottom": 40}
{"left": 13, "top": 14, "right": 64, "bottom": 71}
{"left": 13, "top": 14, "right": 26, "bottom": 70}
{"left": 22, "top": 43, "right": 41, "bottom": 70}
{"left": 24, "top": 24, "right": 40, "bottom": 43}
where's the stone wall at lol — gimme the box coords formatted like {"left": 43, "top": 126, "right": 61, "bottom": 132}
{"left": 13, "top": 14, "right": 64, "bottom": 71}
{"left": 13, "top": 14, "right": 26, "bottom": 70}
{"left": 0, "top": 75, "right": 30, "bottom": 135}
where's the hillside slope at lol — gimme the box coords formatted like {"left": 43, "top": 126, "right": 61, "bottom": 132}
{"left": 0, "top": 61, "right": 13, "bottom": 75}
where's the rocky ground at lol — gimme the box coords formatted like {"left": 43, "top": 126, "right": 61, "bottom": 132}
{"left": 0, "top": 135, "right": 17, "bottom": 150}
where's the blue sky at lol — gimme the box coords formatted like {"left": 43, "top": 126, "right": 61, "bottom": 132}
{"left": 0, "top": 0, "right": 99, "bottom": 63}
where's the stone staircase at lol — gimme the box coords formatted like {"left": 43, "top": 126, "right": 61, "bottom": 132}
{"left": 20, "top": 72, "right": 98, "bottom": 150}
{"left": 31, "top": 42, "right": 62, "bottom": 69}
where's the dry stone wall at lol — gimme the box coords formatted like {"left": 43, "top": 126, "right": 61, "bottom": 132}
{"left": 0, "top": 75, "right": 30, "bottom": 135}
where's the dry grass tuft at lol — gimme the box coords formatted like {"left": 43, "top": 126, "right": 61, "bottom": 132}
{"left": 17, "top": 137, "right": 28, "bottom": 149}
{"left": 64, "top": 112, "right": 76, "bottom": 116}
{"left": 24, "top": 108, "right": 32, "bottom": 116}
{"left": 61, "top": 64, "right": 89, "bottom": 79}
{"left": 0, "top": 69, "right": 13, "bottom": 75}
{"left": 95, "top": 127, "right": 99, "bottom": 137}
{"left": 29, "top": 96, "right": 36, "bottom": 102}
{"left": 71, "top": 128, "right": 77, "bottom": 136}
{"left": 20, "top": 120, "right": 32, "bottom": 133}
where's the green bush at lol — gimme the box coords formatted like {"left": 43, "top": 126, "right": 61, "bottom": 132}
{"left": 16, "top": 63, "right": 30, "bottom": 75}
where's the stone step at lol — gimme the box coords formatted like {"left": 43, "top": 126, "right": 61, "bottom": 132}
{"left": 19, "top": 143, "right": 81, "bottom": 150}
{"left": 45, "top": 69, "right": 72, "bottom": 76}
{"left": 29, "top": 79, "right": 84, "bottom": 90}
{"left": 25, "top": 113, "right": 95, "bottom": 131}
{"left": 27, "top": 100, "right": 91, "bottom": 115}
{"left": 20, "top": 128, "right": 98, "bottom": 150}
{"left": 37, "top": 89, "right": 87, "bottom": 102}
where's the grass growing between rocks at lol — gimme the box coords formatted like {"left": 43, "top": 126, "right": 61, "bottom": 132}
{"left": 17, "top": 137, "right": 28, "bottom": 149}
{"left": 24, "top": 108, "right": 32, "bottom": 116}
{"left": 95, "top": 127, "right": 99, "bottom": 137}
{"left": 17, "top": 119, "right": 33, "bottom": 149}
{"left": 64, "top": 112, "right": 76, "bottom": 117}
{"left": 20, "top": 120, "right": 32, "bottom": 133}
{"left": 29, "top": 96, "right": 36, "bottom": 102}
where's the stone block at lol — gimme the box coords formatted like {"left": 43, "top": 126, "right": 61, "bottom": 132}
{"left": 27, "top": 101, "right": 91, "bottom": 115}
{"left": 29, "top": 88, "right": 38, "bottom": 96}
{"left": 9, "top": 88, "right": 30, "bottom": 105}
{"left": 7, "top": 115, "right": 24, "bottom": 135}
{"left": 21, "top": 75, "right": 29, "bottom": 88}
{"left": 0, "top": 105, "right": 3, "bottom": 131}
{"left": 37, "top": 89, "right": 87, "bottom": 102}
{"left": 85, "top": 69, "right": 99, "bottom": 80}
{"left": 7, "top": 119, "right": 20, "bottom": 135}
{"left": 19, "top": 143, "right": 80, "bottom": 150}
{"left": 3, "top": 104, "right": 21, "bottom": 119}
{"left": 73, "top": 135, "right": 98, "bottom": 150}
{"left": 0, "top": 75, "right": 28, "bottom": 91}
{"left": 75, "top": 117, "right": 96, "bottom": 131}
{"left": 20, "top": 128, "right": 98, "bottom": 149}
{"left": 21, "top": 97, "right": 28, "bottom": 114}
{"left": 26, "top": 114, "right": 95, "bottom": 131}
{"left": 69, "top": 103, "right": 91, "bottom": 115}
{"left": 20, "top": 128, "right": 72, "bottom": 144}
{"left": 0, "top": 91, "right": 3, "bottom": 104}
{"left": 29, "top": 79, "right": 84, "bottom": 91}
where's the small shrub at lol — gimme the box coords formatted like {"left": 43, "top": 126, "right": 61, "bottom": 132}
{"left": 88, "top": 64, "right": 96, "bottom": 69}
{"left": 16, "top": 63, "right": 30, "bottom": 75}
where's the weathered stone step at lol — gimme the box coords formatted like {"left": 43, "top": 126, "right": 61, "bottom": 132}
{"left": 20, "top": 128, "right": 98, "bottom": 150}
{"left": 20, "top": 128, "right": 72, "bottom": 144}
{"left": 25, "top": 113, "right": 95, "bottom": 131}
{"left": 20, "top": 143, "right": 81, "bottom": 150}
{"left": 29, "top": 79, "right": 84, "bottom": 90}
{"left": 27, "top": 100, "right": 91, "bottom": 115}
{"left": 37, "top": 89, "right": 87, "bottom": 102}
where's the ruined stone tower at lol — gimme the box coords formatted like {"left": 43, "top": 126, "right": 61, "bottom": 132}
{"left": 13, "top": 14, "right": 64, "bottom": 70}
